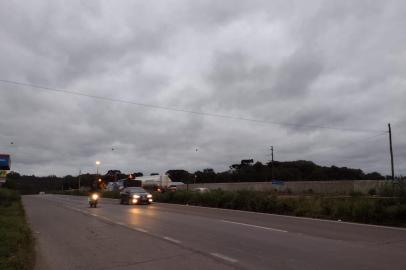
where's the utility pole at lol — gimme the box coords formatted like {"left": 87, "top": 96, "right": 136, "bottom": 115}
{"left": 388, "top": 123, "right": 395, "bottom": 180}
{"left": 270, "top": 146, "right": 274, "bottom": 181}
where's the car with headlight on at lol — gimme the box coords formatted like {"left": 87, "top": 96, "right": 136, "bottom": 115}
{"left": 119, "top": 187, "right": 153, "bottom": 205}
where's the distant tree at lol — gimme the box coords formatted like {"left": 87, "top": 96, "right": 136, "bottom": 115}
{"left": 4, "top": 172, "right": 19, "bottom": 189}
{"left": 4, "top": 160, "right": 386, "bottom": 193}
{"left": 240, "top": 159, "right": 254, "bottom": 166}
{"left": 6, "top": 171, "right": 20, "bottom": 180}
{"left": 166, "top": 170, "right": 193, "bottom": 183}
{"left": 199, "top": 168, "right": 216, "bottom": 183}
{"left": 364, "top": 172, "right": 385, "bottom": 180}
{"left": 229, "top": 164, "right": 241, "bottom": 170}
{"left": 253, "top": 161, "right": 263, "bottom": 171}
{"left": 106, "top": 170, "right": 121, "bottom": 175}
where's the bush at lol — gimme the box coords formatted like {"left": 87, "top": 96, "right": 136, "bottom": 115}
{"left": 0, "top": 189, "right": 35, "bottom": 270}
{"left": 378, "top": 181, "right": 406, "bottom": 198}
{"left": 349, "top": 191, "right": 363, "bottom": 197}
{"left": 102, "top": 191, "right": 120, "bottom": 199}
{"left": 56, "top": 186, "right": 406, "bottom": 227}
{"left": 154, "top": 189, "right": 406, "bottom": 227}
{"left": 368, "top": 188, "right": 376, "bottom": 196}
{"left": 0, "top": 189, "right": 20, "bottom": 207}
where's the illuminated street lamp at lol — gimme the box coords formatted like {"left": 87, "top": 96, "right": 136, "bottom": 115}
{"left": 95, "top": 160, "right": 101, "bottom": 175}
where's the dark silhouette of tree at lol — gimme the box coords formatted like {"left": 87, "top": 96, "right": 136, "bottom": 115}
{"left": 5, "top": 160, "right": 385, "bottom": 193}
{"left": 166, "top": 170, "right": 193, "bottom": 183}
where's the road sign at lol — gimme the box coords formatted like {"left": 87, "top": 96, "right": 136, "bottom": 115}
{"left": 0, "top": 154, "right": 10, "bottom": 170}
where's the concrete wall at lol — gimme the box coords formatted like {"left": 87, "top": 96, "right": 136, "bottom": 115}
{"left": 177, "top": 180, "right": 390, "bottom": 194}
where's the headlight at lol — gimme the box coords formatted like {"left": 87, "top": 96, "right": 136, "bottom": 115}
{"left": 147, "top": 194, "right": 152, "bottom": 198}
{"left": 133, "top": 194, "right": 140, "bottom": 199}
{"left": 91, "top": 194, "right": 99, "bottom": 200}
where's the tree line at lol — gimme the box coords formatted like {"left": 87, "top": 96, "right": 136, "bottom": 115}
{"left": 167, "top": 159, "right": 386, "bottom": 183}
{"left": 4, "top": 159, "right": 387, "bottom": 194}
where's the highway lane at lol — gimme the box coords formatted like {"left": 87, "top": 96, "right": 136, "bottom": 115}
{"left": 23, "top": 194, "right": 406, "bottom": 270}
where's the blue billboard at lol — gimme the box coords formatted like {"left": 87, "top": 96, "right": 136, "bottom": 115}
{"left": 0, "top": 154, "right": 10, "bottom": 170}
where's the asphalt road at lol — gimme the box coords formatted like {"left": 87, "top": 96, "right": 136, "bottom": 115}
{"left": 23, "top": 194, "right": 406, "bottom": 270}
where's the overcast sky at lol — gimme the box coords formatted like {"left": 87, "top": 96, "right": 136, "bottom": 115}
{"left": 0, "top": 0, "right": 405, "bottom": 177}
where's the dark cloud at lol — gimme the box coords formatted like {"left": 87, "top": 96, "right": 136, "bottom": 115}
{"left": 272, "top": 50, "right": 324, "bottom": 98}
{"left": 0, "top": 0, "right": 405, "bottom": 176}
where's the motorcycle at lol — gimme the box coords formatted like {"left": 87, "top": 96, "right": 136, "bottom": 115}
{"left": 88, "top": 193, "right": 99, "bottom": 208}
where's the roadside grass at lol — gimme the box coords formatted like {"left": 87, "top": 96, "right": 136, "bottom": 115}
{"left": 100, "top": 191, "right": 120, "bottom": 199}
{"left": 0, "top": 189, "right": 35, "bottom": 270}
{"left": 153, "top": 188, "right": 406, "bottom": 227}
{"left": 51, "top": 181, "right": 406, "bottom": 226}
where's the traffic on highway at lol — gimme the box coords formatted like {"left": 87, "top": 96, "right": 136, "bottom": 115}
{"left": 23, "top": 194, "right": 406, "bottom": 270}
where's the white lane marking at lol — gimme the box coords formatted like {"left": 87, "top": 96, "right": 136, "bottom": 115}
{"left": 163, "top": 236, "right": 181, "bottom": 244}
{"left": 134, "top": 228, "right": 148, "bottom": 233}
{"left": 99, "top": 216, "right": 113, "bottom": 222}
{"left": 221, "top": 220, "right": 288, "bottom": 233}
{"left": 210, "top": 253, "right": 238, "bottom": 263}
{"left": 168, "top": 203, "right": 406, "bottom": 232}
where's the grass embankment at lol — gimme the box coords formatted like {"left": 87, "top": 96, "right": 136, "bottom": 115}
{"left": 0, "top": 189, "right": 35, "bottom": 270}
{"left": 153, "top": 187, "right": 406, "bottom": 227}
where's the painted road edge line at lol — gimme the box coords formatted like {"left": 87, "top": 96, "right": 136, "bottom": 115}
{"left": 221, "top": 220, "right": 288, "bottom": 233}
{"left": 135, "top": 228, "right": 148, "bottom": 233}
{"left": 167, "top": 202, "right": 406, "bottom": 232}
{"left": 210, "top": 253, "right": 238, "bottom": 263}
{"left": 163, "top": 236, "right": 181, "bottom": 244}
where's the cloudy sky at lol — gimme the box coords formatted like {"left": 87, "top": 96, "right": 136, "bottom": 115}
{"left": 0, "top": 0, "right": 405, "bottom": 177}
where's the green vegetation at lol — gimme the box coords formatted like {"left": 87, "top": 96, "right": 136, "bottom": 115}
{"left": 51, "top": 181, "right": 406, "bottom": 226}
{"left": 154, "top": 185, "right": 406, "bottom": 226}
{"left": 101, "top": 191, "right": 120, "bottom": 199}
{"left": 167, "top": 159, "right": 385, "bottom": 183}
{"left": 168, "top": 160, "right": 387, "bottom": 183}
{"left": 0, "top": 189, "right": 35, "bottom": 270}
{"left": 6, "top": 160, "right": 390, "bottom": 195}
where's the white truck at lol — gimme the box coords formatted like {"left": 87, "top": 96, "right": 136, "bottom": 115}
{"left": 134, "top": 173, "right": 172, "bottom": 192}
{"left": 105, "top": 173, "right": 173, "bottom": 192}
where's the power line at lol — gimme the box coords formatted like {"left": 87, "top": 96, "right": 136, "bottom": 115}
{"left": 0, "top": 79, "right": 385, "bottom": 133}
{"left": 339, "top": 132, "right": 388, "bottom": 149}
{"left": 321, "top": 132, "right": 388, "bottom": 165}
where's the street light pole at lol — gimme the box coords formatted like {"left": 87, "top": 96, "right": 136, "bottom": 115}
{"left": 96, "top": 161, "right": 101, "bottom": 175}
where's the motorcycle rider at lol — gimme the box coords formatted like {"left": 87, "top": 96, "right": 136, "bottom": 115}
{"left": 88, "top": 179, "right": 100, "bottom": 207}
